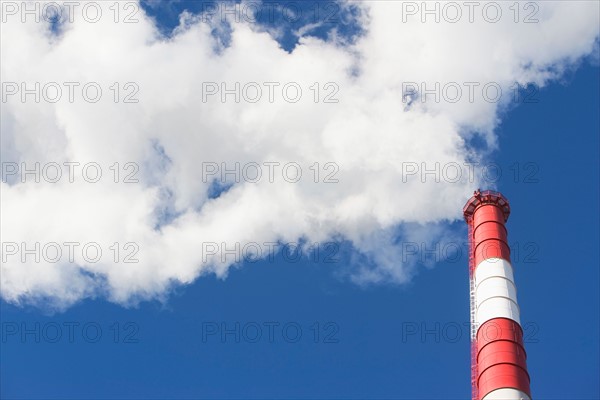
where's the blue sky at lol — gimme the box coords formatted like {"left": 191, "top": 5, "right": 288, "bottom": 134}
{"left": 1, "top": 1, "right": 599, "bottom": 399}
{"left": 2, "top": 48, "right": 599, "bottom": 400}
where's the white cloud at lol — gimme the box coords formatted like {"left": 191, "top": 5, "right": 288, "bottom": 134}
{"left": 1, "top": 0, "right": 598, "bottom": 310}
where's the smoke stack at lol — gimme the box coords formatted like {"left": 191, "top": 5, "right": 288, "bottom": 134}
{"left": 463, "top": 190, "right": 531, "bottom": 400}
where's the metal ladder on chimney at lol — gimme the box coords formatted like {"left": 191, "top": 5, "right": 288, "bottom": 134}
{"left": 468, "top": 218, "right": 478, "bottom": 400}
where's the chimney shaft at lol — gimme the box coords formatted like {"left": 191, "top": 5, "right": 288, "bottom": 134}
{"left": 464, "top": 190, "right": 531, "bottom": 400}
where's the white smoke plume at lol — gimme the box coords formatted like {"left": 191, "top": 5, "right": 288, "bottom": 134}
{"left": 1, "top": 1, "right": 598, "bottom": 310}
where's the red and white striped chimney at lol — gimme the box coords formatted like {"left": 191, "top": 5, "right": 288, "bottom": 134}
{"left": 463, "top": 190, "right": 531, "bottom": 400}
